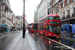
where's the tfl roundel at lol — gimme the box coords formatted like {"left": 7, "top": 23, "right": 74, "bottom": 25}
{"left": 22, "top": 14, "right": 26, "bottom": 18}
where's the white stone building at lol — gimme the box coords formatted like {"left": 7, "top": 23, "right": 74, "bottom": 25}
{"left": 38, "top": 0, "right": 50, "bottom": 22}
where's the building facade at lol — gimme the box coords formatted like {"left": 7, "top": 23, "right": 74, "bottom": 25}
{"left": 38, "top": 0, "right": 50, "bottom": 22}
{"left": 34, "top": 11, "right": 38, "bottom": 23}
{"left": 15, "top": 16, "right": 28, "bottom": 29}
{"left": 0, "top": 0, "right": 13, "bottom": 32}
{"left": 0, "top": 0, "right": 6, "bottom": 25}
{"left": 60, "top": 0, "right": 75, "bottom": 36}
{"left": 49, "top": 0, "right": 62, "bottom": 17}
{"left": 34, "top": 5, "right": 39, "bottom": 23}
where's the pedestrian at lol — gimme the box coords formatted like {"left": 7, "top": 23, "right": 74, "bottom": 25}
{"left": 61, "top": 28, "right": 63, "bottom": 37}
{"left": 64, "top": 27, "right": 66, "bottom": 33}
{"left": 22, "top": 27, "right": 26, "bottom": 38}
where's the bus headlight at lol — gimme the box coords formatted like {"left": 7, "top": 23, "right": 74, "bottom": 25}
{"left": 49, "top": 34, "right": 51, "bottom": 35}
{"left": 49, "top": 41, "right": 50, "bottom": 44}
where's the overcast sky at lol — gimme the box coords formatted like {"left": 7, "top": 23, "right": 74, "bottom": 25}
{"left": 9, "top": 0, "right": 41, "bottom": 24}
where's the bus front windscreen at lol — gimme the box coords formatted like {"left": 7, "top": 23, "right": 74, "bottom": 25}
{"left": 49, "top": 25, "right": 61, "bottom": 34}
{"left": 29, "top": 25, "right": 32, "bottom": 29}
{"left": 46, "top": 25, "right": 61, "bottom": 34}
{"left": 33, "top": 24, "right": 38, "bottom": 30}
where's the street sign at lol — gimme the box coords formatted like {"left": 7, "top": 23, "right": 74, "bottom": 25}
{"left": 22, "top": 14, "right": 26, "bottom": 18}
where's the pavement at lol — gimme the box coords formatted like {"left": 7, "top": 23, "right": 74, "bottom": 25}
{"left": 6, "top": 30, "right": 36, "bottom": 50}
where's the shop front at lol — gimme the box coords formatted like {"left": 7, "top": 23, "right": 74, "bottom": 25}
{"left": 0, "top": 24, "right": 6, "bottom": 33}
{"left": 61, "top": 19, "right": 75, "bottom": 38}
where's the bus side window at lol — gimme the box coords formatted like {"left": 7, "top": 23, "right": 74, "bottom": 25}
{"left": 44, "top": 17, "right": 48, "bottom": 24}
{"left": 45, "top": 25, "right": 49, "bottom": 31}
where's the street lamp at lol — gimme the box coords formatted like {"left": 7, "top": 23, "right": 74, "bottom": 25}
{"left": 22, "top": 0, "right": 25, "bottom": 38}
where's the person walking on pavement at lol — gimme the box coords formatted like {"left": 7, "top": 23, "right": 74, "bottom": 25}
{"left": 23, "top": 27, "right": 26, "bottom": 38}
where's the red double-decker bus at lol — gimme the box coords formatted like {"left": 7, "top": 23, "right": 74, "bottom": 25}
{"left": 28, "top": 23, "right": 38, "bottom": 33}
{"left": 28, "top": 23, "right": 33, "bottom": 32}
{"left": 38, "top": 14, "right": 61, "bottom": 37}
{"left": 31, "top": 23, "right": 38, "bottom": 33}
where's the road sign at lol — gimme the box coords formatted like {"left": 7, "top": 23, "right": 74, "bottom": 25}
{"left": 22, "top": 14, "right": 26, "bottom": 18}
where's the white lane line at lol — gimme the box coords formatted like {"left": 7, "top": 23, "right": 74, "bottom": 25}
{"left": 47, "top": 38, "right": 75, "bottom": 50}
{"left": 0, "top": 35, "right": 7, "bottom": 39}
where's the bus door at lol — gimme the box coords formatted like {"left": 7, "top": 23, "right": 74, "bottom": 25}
{"left": 44, "top": 25, "right": 49, "bottom": 36}
{"left": 44, "top": 17, "right": 48, "bottom": 36}
{"left": 39, "top": 26, "right": 44, "bottom": 35}
{"left": 33, "top": 23, "right": 38, "bottom": 33}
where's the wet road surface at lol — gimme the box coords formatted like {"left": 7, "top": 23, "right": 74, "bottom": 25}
{"left": 28, "top": 32, "right": 75, "bottom": 50}
{"left": 0, "top": 30, "right": 22, "bottom": 50}
{"left": 0, "top": 30, "right": 75, "bottom": 50}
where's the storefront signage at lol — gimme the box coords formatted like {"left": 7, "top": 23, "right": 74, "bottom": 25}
{"left": 1, "top": 24, "right": 4, "bottom": 27}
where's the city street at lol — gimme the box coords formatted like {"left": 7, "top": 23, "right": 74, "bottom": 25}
{"left": 0, "top": 0, "right": 75, "bottom": 50}
{"left": 0, "top": 30, "right": 74, "bottom": 50}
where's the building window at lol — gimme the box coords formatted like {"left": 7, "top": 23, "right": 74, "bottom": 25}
{"left": 47, "top": 2, "right": 50, "bottom": 7}
{"left": 53, "top": 10, "right": 54, "bottom": 14}
{"left": 53, "top": 2, "right": 54, "bottom": 6}
{"left": 55, "top": 0, "right": 59, "bottom": 4}
{"left": 68, "top": 10, "right": 70, "bottom": 15}
{"left": 73, "top": 0, "right": 75, "bottom": 1}
{"left": 63, "top": 2, "right": 64, "bottom": 7}
{"left": 48, "top": 8, "right": 50, "bottom": 15}
{"left": 63, "top": 12, "right": 65, "bottom": 17}
{"left": 56, "top": 7, "right": 59, "bottom": 13}
{"left": 67, "top": 0, "right": 69, "bottom": 5}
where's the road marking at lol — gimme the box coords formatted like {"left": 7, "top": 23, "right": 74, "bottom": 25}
{"left": 41, "top": 35, "right": 75, "bottom": 50}
{"left": 0, "top": 35, "right": 7, "bottom": 39}
{"left": 60, "top": 37, "right": 75, "bottom": 42}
